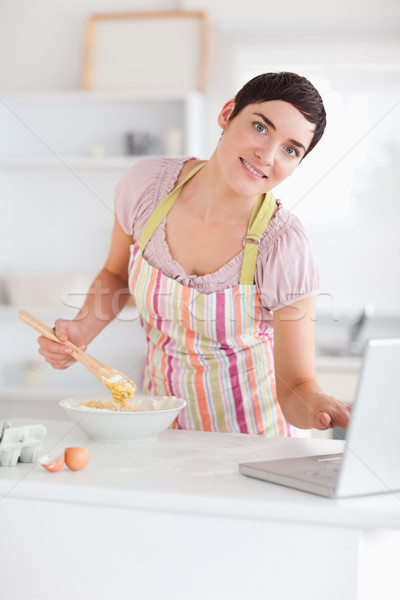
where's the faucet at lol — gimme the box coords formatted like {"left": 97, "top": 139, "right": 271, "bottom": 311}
{"left": 349, "top": 303, "right": 375, "bottom": 354}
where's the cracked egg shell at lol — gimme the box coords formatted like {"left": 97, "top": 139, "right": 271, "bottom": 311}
{"left": 40, "top": 453, "right": 65, "bottom": 472}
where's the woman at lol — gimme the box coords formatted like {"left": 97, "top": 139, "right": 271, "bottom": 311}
{"left": 38, "top": 72, "right": 351, "bottom": 436}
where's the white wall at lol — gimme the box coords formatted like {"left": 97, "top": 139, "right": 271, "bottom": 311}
{"left": 181, "top": 0, "right": 400, "bottom": 35}
{"left": 0, "top": 0, "right": 178, "bottom": 90}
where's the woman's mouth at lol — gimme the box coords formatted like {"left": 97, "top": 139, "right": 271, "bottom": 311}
{"left": 240, "top": 158, "right": 267, "bottom": 179}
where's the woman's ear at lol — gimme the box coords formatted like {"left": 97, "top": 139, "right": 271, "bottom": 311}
{"left": 217, "top": 99, "right": 235, "bottom": 130}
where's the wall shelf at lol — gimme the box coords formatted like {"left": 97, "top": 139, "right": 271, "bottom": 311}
{"left": 0, "top": 89, "right": 203, "bottom": 102}
{"left": 0, "top": 155, "right": 148, "bottom": 171}
{"left": 0, "top": 89, "right": 204, "bottom": 164}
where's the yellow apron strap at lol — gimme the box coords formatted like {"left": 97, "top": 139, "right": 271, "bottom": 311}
{"left": 138, "top": 159, "right": 275, "bottom": 285}
{"left": 239, "top": 191, "right": 276, "bottom": 285}
{"left": 138, "top": 163, "right": 206, "bottom": 252}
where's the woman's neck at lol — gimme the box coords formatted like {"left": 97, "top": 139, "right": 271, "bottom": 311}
{"left": 181, "top": 155, "right": 259, "bottom": 224}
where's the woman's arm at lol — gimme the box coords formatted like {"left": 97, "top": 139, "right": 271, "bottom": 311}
{"left": 38, "top": 217, "right": 133, "bottom": 369}
{"left": 74, "top": 216, "right": 134, "bottom": 340}
{"left": 273, "top": 296, "right": 351, "bottom": 430}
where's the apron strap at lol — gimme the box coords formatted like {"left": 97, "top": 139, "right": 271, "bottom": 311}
{"left": 239, "top": 191, "right": 276, "bottom": 285}
{"left": 138, "top": 163, "right": 206, "bottom": 252}
{"left": 137, "top": 160, "right": 276, "bottom": 285}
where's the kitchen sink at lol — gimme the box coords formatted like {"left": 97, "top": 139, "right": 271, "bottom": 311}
{"left": 316, "top": 305, "right": 400, "bottom": 359}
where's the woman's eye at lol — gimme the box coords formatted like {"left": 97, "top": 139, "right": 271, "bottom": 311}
{"left": 285, "top": 146, "right": 299, "bottom": 158}
{"left": 253, "top": 122, "right": 266, "bottom": 134}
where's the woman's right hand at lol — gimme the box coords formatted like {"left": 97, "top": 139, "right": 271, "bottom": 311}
{"left": 37, "top": 319, "right": 87, "bottom": 370}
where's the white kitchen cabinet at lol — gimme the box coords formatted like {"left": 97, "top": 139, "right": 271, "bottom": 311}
{"left": 0, "top": 89, "right": 204, "bottom": 169}
{"left": 0, "top": 89, "right": 204, "bottom": 408}
{"left": 2, "top": 422, "right": 399, "bottom": 600}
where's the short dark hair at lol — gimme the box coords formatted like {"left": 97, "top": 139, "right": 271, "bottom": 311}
{"left": 228, "top": 72, "right": 327, "bottom": 157}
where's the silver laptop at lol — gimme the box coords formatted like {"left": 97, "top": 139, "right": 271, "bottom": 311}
{"left": 239, "top": 339, "right": 400, "bottom": 498}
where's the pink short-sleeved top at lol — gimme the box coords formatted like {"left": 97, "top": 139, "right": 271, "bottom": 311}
{"left": 115, "top": 157, "right": 319, "bottom": 321}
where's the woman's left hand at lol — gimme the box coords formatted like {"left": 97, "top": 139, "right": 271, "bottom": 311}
{"left": 306, "top": 392, "right": 351, "bottom": 430}
{"left": 273, "top": 296, "right": 352, "bottom": 430}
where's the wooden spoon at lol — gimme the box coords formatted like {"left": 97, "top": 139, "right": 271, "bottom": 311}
{"left": 18, "top": 310, "right": 136, "bottom": 400}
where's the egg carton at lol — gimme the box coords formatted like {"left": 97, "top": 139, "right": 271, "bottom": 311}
{"left": 0, "top": 420, "right": 47, "bottom": 467}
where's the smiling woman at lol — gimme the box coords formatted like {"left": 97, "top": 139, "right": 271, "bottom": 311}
{"left": 215, "top": 98, "right": 316, "bottom": 197}
{"left": 37, "top": 72, "right": 351, "bottom": 437}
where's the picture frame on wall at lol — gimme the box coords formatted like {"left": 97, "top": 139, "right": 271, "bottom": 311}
{"left": 83, "top": 11, "right": 209, "bottom": 92}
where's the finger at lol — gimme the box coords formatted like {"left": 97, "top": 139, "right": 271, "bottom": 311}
{"left": 43, "top": 351, "right": 76, "bottom": 368}
{"left": 48, "top": 359, "right": 75, "bottom": 370}
{"left": 316, "top": 404, "right": 351, "bottom": 430}
{"left": 38, "top": 351, "right": 76, "bottom": 369}
{"left": 317, "top": 412, "right": 332, "bottom": 429}
{"left": 38, "top": 347, "right": 76, "bottom": 370}
{"left": 38, "top": 346, "right": 74, "bottom": 361}
{"left": 332, "top": 404, "right": 351, "bottom": 429}
{"left": 37, "top": 336, "right": 72, "bottom": 355}
{"left": 54, "top": 319, "right": 69, "bottom": 343}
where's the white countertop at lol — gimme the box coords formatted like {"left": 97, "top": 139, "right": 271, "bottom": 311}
{"left": 1, "top": 418, "right": 399, "bottom": 530}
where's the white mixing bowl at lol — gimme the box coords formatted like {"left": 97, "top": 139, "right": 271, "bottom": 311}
{"left": 59, "top": 395, "right": 186, "bottom": 442}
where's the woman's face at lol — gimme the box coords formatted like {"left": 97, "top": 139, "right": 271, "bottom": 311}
{"left": 216, "top": 99, "right": 316, "bottom": 198}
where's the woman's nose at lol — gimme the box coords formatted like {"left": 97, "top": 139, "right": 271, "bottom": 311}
{"left": 255, "top": 143, "right": 276, "bottom": 166}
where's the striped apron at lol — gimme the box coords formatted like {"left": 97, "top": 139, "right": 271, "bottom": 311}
{"left": 128, "top": 163, "right": 298, "bottom": 436}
